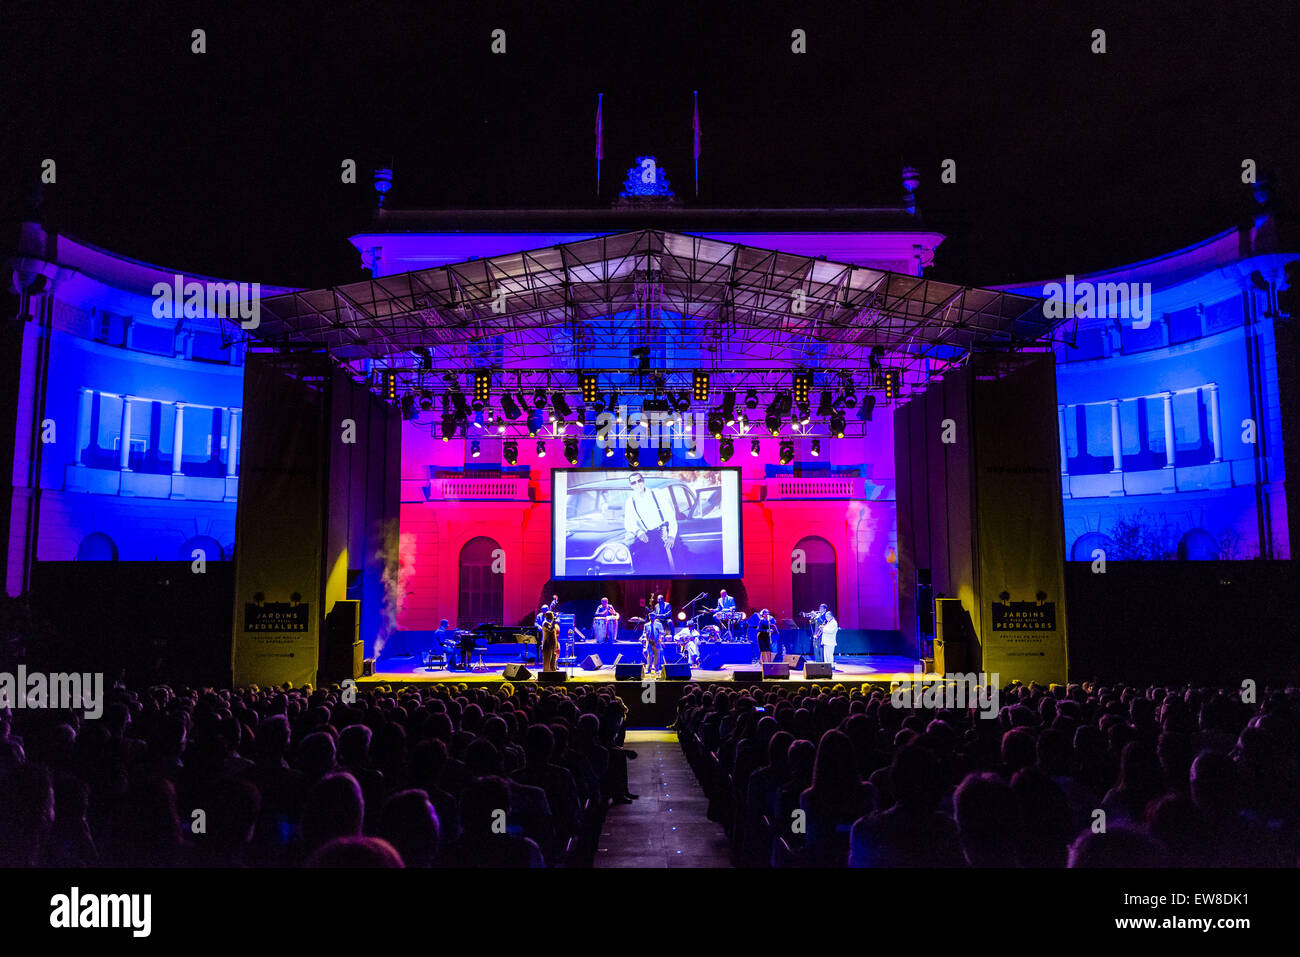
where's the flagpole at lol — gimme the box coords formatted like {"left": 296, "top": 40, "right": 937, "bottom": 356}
{"left": 693, "top": 90, "right": 700, "bottom": 198}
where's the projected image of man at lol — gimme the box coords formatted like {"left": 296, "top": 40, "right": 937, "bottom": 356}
{"left": 623, "top": 472, "right": 678, "bottom": 573}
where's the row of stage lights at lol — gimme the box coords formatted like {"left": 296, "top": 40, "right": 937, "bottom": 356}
{"left": 383, "top": 368, "right": 902, "bottom": 462}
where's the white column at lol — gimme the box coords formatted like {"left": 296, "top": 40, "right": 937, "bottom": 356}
{"left": 74, "top": 388, "right": 93, "bottom": 465}
{"left": 226, "top": 409, "right": 241, "bottom": 478}
{"left": 1162, "top": 391, "right": 1176, "bottom": 468}
{"left": 172, "top": 403, "right": 185, "bottom": 474}
{"left": 1206, "top": 384, "right": 1222, "bottom": 463}
{"left": 119, "top": 397, "right": 133, "bottom": 471}
{"left": 1057, "top": 404, "right": 1069, "bottom": 476}
{"left": 1109, "top": 399, "right": 1122, "bottom": 472}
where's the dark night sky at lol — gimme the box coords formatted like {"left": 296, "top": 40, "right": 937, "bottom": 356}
{"left": 4, "top": 0, "right": 1298, "bottom": 289}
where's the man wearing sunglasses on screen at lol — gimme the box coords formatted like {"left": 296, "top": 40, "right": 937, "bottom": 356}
{"left": 623, "top": 471, "right": 678, "bottom": 573}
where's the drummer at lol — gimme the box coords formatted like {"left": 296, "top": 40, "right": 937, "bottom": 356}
{"left": 713, "top": 589, "right": 739, "bottom": 638}
{"left": 593, "top": 598, "right": 619, "bottom": 643}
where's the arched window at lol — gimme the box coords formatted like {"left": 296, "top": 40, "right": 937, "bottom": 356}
{"left": 76, "top": 532, "right": 118, "bottom": 561}
{"left": 458, "top": 536, "right": 504, "bottom": 626}
{"left": 792, "top": 535, "right": 836, "bottom": 621}
{"left": 1070, "top": 532, "right": 1116, "bottom": 562}
{"left": 179, "top": 535, "right": 224, "bottom": 562}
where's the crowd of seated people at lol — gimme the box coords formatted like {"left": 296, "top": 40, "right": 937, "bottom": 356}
{"left": 0, "top": 681, "right": 640, "bottom": 868}
{"left": 676, "top": 679, "right": 1299, "bottom": 867}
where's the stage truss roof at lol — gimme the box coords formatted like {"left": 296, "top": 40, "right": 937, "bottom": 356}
{"left": 249, "top": 229, "right": 1067, "bottom": 389}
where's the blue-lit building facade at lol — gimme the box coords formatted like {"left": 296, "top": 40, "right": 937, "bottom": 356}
{"left": 4, "top": 200, "right": 1295, "bottom": 604}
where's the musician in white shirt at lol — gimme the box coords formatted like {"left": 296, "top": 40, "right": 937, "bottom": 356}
{"left": 623, "top": 472, "right": 678, "bottom": 573}
{"left": 815, "top": 604, "right": 839, "bottom": 670}
{"left": 593, "top": 597, "right": 620, "bottom": 642}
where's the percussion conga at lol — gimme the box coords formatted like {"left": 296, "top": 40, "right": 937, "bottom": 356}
{"left": 593, "top": 616, "right": 608, "bottom": 642}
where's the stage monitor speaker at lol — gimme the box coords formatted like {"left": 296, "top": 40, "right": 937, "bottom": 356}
{"left": 804, "top": 662, "right": 833, "bottom": 679}
{"left": 663, "top": 662, "right": 692, "bottom": 680}
{"left": 733, "top": 669, "right": 764, "bottom": 683}
{"left": 539, "top": 670, "right": 568, "bottom": 684}
{"left": 362, "top": 658, "right": 375, "bottom": 677}
{"left": 762, "top": 662, "right": 790, "bottom": 679}
{"left": 579, "top": 654, "right": 603, "bottom": 671}
{"left": 700, "top": 655, "right": 724, "bottom": 671}
{"left": 782, "top": 654, "right": 806, "bottom": 670}
{"left": 503, "top": 663, "right": 533, "bottom": 681}
{"left": 615, "top": 663, "right": 644, "bottom": 681}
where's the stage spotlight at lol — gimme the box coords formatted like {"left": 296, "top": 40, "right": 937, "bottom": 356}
{"left": 440, "top": 416, "right": 457, "bottom": 441}
{"left": 533, "top": 388, "right": 547, "bottom": 408}
{"left": 750, "top": 438, "right": 760, "bottom": 456}
{"left": 527, "top": 409, "right": 543, "bottom": 437}
{"left": 745, "top": 389, "right": 759, "bottom": 409}
{"left": 722, "top": 391, "right": 737, "bottom": 425}
{"left": 692, "top": 370, "right": 710, "bottom": 402}
{"left": 503, "top": 441, "right": 518, "bottom": 465}
{"left": 818, "top": 391, "right": 834, "bottom": 416}
{"left": 657, "top": 445, "right": 672, "bottom": 466}
{"left": 500, "top": 393, "right": 522, "bottom": 420}
{"left": 470, "top": 439, "right": 481, "bottom": 458}
{"left": 670, "top": 390, "right": 691, "bottom": 413}
{"left": 707, "top": 410, "right": 725, "bottom": 439}
{"left": 399, "top": 394, "right": 417, "bottom": 420}
{"left": 884, "top": 369, "right": 901, "bottom": 401}
{"left": 779, "top": 440, "right": 794, "bottom": 464}
{"left": 775, "top": 393, "right": 793, "bottom": 416}
{"left": 382, "top": 371, "right": 398, "bottom": 401}
{"left": 451, "top": 392, "right": 470, "bottom": 420}
{"left": 473, "top": 370, "right": 490, "bottom": 409}
{"left": 842, "top": 375, "right": 857, "bottom": 408}
{"left": 536, "top": 440, "right": 547, "bottom": 458}
{"left": 564, "top": 436, "right": 579, "bottom": 464}
{"left": 551, "top": 392, "right": 572, "bottom": 418}
{"left": 720, "top": 438, "right": 734, "bottom": 462}
{"left": 830, "top": 411, "right": 846, "bottom": 438}
{"left": 418, "top": 390, "right": 435, "bottom": 411}
{"left": 580, "top": 373, "right": 599, "bottom": 404}
{"left": 765, "top": 410, "right": 781, "bottom": 436}
{"left": 604, "top": 443, "right": 614, "bottom": 458}
{"left": 798, "top": 402, "right": 811, "bottom": 425}
{"left": 792, "top": 372, "right": 812, "bottom": 405}
{"left": 811, "top": 438, "right": 821, "bottom": 456}
{"left": 492, "top": 411, "right": 506, "bottom": 434}
{"left": 625, "top": 445, "right": 639, "bottom": 467}
{"left": 860, "top": 394, "right": 876, "bottom": 421}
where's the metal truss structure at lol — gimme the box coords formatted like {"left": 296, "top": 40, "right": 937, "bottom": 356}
{"left": 250, "top": 230, "right": 1069, "bottom": 403}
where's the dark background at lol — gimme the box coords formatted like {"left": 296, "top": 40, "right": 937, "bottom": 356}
{"left": 3, "top": 0, "right": 1298, "bottom": 289}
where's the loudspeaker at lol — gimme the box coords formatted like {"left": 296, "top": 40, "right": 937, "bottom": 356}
{"left": 783, "top": 654, "right": 806, "bottom": 670}
{"left": 362, "top": 658, "right": 375, "bottom": 677}
{"left": 762, "top": 662, "right": 790, "bottom": 679}
{"left": 615, "top": 663, "right": 644, "bottom": 681}
{"left": 934, "top": 598, "right": 979, "bottom": 673}
{"left": 579, "top": 654, "right": 603, "bottom": 671}
{"left": 538, "top": 670, "right": 567, "bottom": 684}
{"left": 804, "top": 662, "right": 832, "bottom": 679}
{"left": 700, "top": 655, "right": 723, "bottom": 671}
{"left": 323, "top": 600, "right": 362, "bottom": 682}
{"left": 733, "top": 669, "right": 764, "bottom": 683}
{"left": 663, "top": 662, "right": 691, "bottom": 680}
{"left": 503, "top": 663, "right": 533, "bottom": 681}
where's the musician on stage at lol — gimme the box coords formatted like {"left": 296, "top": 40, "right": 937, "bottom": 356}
{"left": 623, "top": 472, "right": 678, "bottom": 573}
{"left": 593, "top": 597, "right": 619, "bottom": 642}
{"left": 755, "top": 608, "right": 778, "bottom": 664}
{"left": 652, "top": 593, "right": 672, "bottom": 625}
{"left": 713, "top": 589, "right": 739, "bottom": 638}
{"left": 432, "top": 618, "right": 459, "bottom": 668}
{"left": 643, "top": 615, "right": 666, "bottom": 675}
{"left": 814, "top": 604, "right": 839, "bottom": 670}
{"left": 677, "top": 621, "right": 702, "bottom": 667}
{"left": 541, "top": 611, "right": 560, "bottom": 673}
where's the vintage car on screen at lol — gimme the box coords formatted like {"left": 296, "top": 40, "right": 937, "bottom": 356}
{"left": 562, "top": 474, "right": 725, "bottom": 576}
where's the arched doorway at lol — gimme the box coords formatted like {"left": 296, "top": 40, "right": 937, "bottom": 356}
{"left": 792, "top": 535, "right": 836, "bottom": 620}
{"left": 457, "top": 536, "right": 504, "bottom": 626}
{"left": 76, "top": 532, "right": 119, "bottom": 561}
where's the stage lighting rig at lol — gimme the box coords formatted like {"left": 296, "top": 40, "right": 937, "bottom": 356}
{"left": 721, "top": 391, "right": 737, "bottom": 425}
{"left": 707, "top": 411, "right": 725, "bottom": 439}
{"left": 551, "top": 392, "right": 572, "bottom": 419}
{"left": 440, "top": 416, "right": 457, "bottom": 441}
{"left": 503, "top": 441, "right": 518, "bottom": 465}
{"left": 792, "top": 371, "right": 811, "bottom": 406}
{"left": 626, "top": 445, "right": 639, "bottom": 467}
{"left": 527, "top": 409, "right": 543, "bottom": 437}
{"left": 499, "top": 393, "right": 522, "bottom": 421}
{"left": 564, "top": 436, "right": 579, "bottom": 464}
{"left": 830, "top": 411, "right": 846, "bottom": 438}
{"left": 412, "top": 346, "right": 432, "bottom": 371}
{"left": 720, "top": 438, "right": 734, "bottom": 462}
{"left": 536, "top": 440, "right": 547, "bottom": 458}
{"left": 580, "top": 373, "right": 599, "bottom": 405}
{"left": 470, "top": 439, "right": 481, "bottom": 458}
{"left": 745, "top": 389, "right": 759, "bottom": 409}
{"left": 750, "top": 439, "right": 760, "bottom": 456}
{"left": 472, "top": 370, "right": 490, "bottom": 409}
{"left": 382, "top": 371, "right": 398, "bottom": 402}
{"left": 818, "top": 391, "right": 834, "bottom": 416}
{"left": 798, "top": 402, "right": 811, "bottom": 425}
{"left": 533, "top": 387, "right": 547, "bottom": 408}
{"left": 400, "top": 395, "right": 417, "bottom": 420}
{"left": 811, "top": 438, "right": 821, "bottom": 456}
{"left": 884, "top": 369, "right": 902, "bottom": 401}
{"left": 657, "top": 445, "right": 672, "bottom": 466}
{"left": 692, "top": 370, "right": 710, "bottom": 403}
{"left": 779, "top": 440, "right": 794, "bottom": 464}
{"left": 417, "top": 390, "right": 435, "bottom": 411}
{"left": 765, "top": 409, "right": 781, "bottom": 436}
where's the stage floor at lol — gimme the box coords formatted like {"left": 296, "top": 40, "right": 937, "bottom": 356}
{"left": 359, "top": 654, "right": 921, "bottom": 686}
